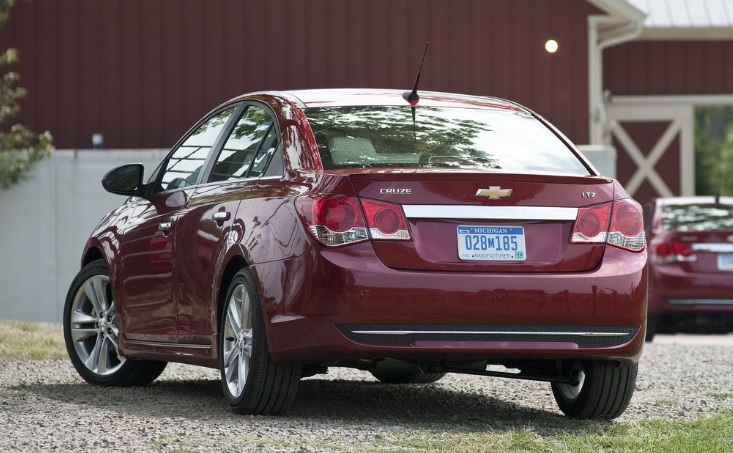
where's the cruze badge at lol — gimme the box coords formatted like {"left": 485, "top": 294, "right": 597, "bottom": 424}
{"left": 475, "top": 186, "right": 513, "bottom": 199}
{"left": 380, "top": 188, "right": 412, "bottom": 195}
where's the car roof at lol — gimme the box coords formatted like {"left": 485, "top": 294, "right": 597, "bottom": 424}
{"left": 248, "top": 88, "right": 529, "bottom": 113}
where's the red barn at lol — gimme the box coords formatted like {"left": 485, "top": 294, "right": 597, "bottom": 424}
{"left": 1, "top": 0, "right": 731, "bottom": 203}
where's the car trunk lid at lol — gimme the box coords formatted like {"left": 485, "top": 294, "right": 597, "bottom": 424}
{"left": 347, "top": 171, "right": 615, "bottom": 272}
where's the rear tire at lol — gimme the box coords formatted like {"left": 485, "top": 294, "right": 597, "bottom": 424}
{"left": 371, "top": 371, "right": 446, "bottom": 384}
{"left": 220, "top": 268, "right": 301, "bottom": 415}
{"left": 63, "top": 259, "right": 167, "bottom": 386}
{"left": 551, "top": 360, "right": 637, "bottom": 420}
{"left": 645, "top": 317, "right": 657, "bottom": 342}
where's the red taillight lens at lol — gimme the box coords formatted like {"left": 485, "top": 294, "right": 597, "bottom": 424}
{"left": 571, "top": 199, "right": 645, "bottom": 252}
{"left": 572, "top": 203, "right": 611, "bottom": 242}
{"left": 652, "top": 241, "right": 695, "bottom": 263}
{"left": 314, "top": 196, "right": 363, "bottom": 232}
{"left": 608, "top": 198, "right": 646, "bottom": 252}
{"left": 360, "top": 198, "right": 411, "bottom": 240}
{"left": 611, "top": 200, "right": 643, "bottom": 237}
{"left": 295, "top": 195, "right": 368, "bottom": 246}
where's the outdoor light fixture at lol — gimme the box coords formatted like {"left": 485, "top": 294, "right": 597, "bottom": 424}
{"left": 545, "top": 39, "right": 559, "bottom": 53}
{"left": 92, "top": 133, "right": 104, "bottom": 149}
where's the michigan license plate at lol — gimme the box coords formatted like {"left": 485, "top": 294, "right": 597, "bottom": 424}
{"left": 717, "top": 254, "right": 733, "bottom": 271}
{"left": 457, "top": 226, "right": 526, "bottom": 261}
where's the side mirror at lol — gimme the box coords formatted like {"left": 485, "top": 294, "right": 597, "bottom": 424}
{"left": 102, "top": 163, "right": 145, "bottom": 196}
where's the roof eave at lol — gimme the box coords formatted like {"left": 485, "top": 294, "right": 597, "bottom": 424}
{"left": 587, "top": 0, "right": 646, "bottom": 22}
{"left": 638, "top": 27, "right": 733, "bottom": 41}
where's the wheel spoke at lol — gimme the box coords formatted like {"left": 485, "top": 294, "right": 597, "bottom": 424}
{"left": 85, "top": 334, "right": 104, "bottom": 371}
{"left": 96, "top": 337, "right": 110, "bottom": 374}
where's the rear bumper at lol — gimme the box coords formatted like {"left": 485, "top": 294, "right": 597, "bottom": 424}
{"left": 648, "top": 265, "right": 733, "bottom": 316}
{"left": 253, "top": 242, "right": 647, "bottom": 363}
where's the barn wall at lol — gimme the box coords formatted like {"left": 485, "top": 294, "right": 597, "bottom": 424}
{"left": 604, "top": 41, "right": 733, "bottom": 95}
{"left": 0, "top": 0, "right": 595, "bottom": 150}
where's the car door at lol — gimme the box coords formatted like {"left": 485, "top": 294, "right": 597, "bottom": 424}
{"left": 118, "top": 106, "right": 238, "bottom": 345}
{"left": 174, "top": 103, "right": 282, "bottom": 351}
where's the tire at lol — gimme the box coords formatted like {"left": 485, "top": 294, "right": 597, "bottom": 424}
{"left": 63, "top": 259, "right": 167, "bottom": 386}
{"left": 645, "top": 317, "right": 657, "bottom": 342}
{"left": 220, "top": 268, "right": 301, "bottom": 415}
{"left": 371, "top": 371, "right": 447, "bottom": 384}
{"left": 551, "top": 360, "right": 638, "bottom": 420}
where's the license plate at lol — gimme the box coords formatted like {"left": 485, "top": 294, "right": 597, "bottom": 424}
{"left": 457, "top": 225, "right": 526, "bottom": 261}
{"left": 718, "top": 254, "right": 733, "bottom": 271}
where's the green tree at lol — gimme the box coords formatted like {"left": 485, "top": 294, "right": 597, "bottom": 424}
{"left": 694, "top": 106, "right": 733, "bottom": 196}
{"left": 0, "top": 0, "right": 53, "bottom": 190}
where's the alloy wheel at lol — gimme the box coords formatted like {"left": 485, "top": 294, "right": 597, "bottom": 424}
{"left": 222, "top": 283, "right": 254, "bottom": 398}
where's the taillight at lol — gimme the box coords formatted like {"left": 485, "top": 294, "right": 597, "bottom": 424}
{"left": 652, "top": 241, "right": 696, "bottom": 264}
{"left": 571, "top": 203, "right": 611, "bottom": 242}
{"left": 295, "top": 195, "right": 368, "bottom": 246}
{"left": 608, "top": 198, "right": 646, "bottom": 252}
{"left": 360, "top": 198, "right": 411, "bottom": 240}
{"left": 571, "top": 199, "right": 645, "bottom": 252}
{"left": 295, "top": 195, "right": 411, "bottom": 246}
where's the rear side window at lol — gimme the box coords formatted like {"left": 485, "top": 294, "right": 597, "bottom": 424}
{"left": 208, "top": 105, "right": 278, "bottom": 182}
{"left": 305, "top": 106, "right": 589, "bottom": 175}
{"left": 661, "top": 203, "right": 733, "bottom": 231}
{"left": 158, "top": 107, "right": 236, "bottom": 192}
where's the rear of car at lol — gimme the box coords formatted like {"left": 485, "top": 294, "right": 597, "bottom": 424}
{"left": 646, "top": 197, "right": 733, "bottom": 340}
{"left": 256, "top": 91, "right": 648, "bottom": 418}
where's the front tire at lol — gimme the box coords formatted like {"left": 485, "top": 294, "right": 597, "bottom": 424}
{"left": 220, "top": 268, "right": 301, "bottom": 415}
{"left": 551, "top": 360, "right": 637, "bottom": 419}
{"left": 63, "top": 259, "right": 167, "bottom": 386}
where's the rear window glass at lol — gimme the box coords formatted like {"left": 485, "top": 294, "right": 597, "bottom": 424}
{"left": 661, "top": 203, "right": 733, "bottom": 231}
{"left": 305, "top": 106, "right": 589, "bottom": 175}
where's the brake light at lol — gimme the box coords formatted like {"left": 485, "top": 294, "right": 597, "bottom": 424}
{"left": 652, "top": 241, "right": 696, "bottom": 264}
{"left": 296, "top": 195, "right": 412, "bottom": 246}
{"left": 572, "top": 203, "right": 611, "bottom": 242}
{"left": 608, "top": 198, "right": 646, "bottom": 251}
{"left": 295, "top": 195, "right": 368, "bottom": 246}
{"left": 360, "top": 198, "right": 411, "bottom": 240}
{"left": 571, "top": 199, "right": 645, "bottom": 252}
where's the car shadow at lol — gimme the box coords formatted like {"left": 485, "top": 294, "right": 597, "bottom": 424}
{"left": 16, "top": 374, "right": 610, "bottom": 435}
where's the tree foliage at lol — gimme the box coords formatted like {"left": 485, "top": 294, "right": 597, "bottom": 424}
{"left": 694, "top": 106, "right": 733, "bottom": 196}
{"left": 0, "top": 0, "right": 53, "bottom": 190}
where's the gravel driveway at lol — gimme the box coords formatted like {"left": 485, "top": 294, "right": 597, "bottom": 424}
{"left": 1, "top": 335, "right": 732, "bottom": 452}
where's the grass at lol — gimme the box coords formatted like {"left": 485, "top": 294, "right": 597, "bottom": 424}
{"left": 142, "top": 413, "right": 733, "bottom": 452}
{"left": 2, "top": 318, "right": 732, "bottom": 452}
{"left": 0, "top": 319, "right": 66, "bottom": 360}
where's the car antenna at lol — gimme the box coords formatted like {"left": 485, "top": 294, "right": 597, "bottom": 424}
{"left": 403, "top": 42, "right": 430, "bottom": 106}
{"left": 403, "top": 42, "right": 430, "bottom": 142}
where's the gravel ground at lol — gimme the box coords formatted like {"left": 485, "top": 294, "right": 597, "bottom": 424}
{"left": 1, "top": 337, "right": 732, "bottom": 452}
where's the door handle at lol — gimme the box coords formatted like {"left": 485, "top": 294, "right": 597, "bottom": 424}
{"left": 158, "top": 222, "right": 173, "bottom": 233}
{"left": 213, "top": 211, "right": 231, "bottom": 223}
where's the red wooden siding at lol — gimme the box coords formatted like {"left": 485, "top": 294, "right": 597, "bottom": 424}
{"left": 0, "top": 0, "right": 594, "bottom": 150}
{"left": 604, "top": 41, "right": 733, "bottom": 95}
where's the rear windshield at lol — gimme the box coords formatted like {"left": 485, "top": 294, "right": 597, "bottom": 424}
{"left": 661, "top": 203, "right": 733, "bottom": 231}
{"left": 305, "top": 106, "right": 590, "bottom": 175}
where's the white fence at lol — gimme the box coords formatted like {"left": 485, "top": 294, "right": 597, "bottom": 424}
{"left": 0, "top": 149, "right": 167, "bottom": 323}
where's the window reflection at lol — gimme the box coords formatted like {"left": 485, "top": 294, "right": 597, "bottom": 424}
{"left": 209, "top": 106, "right": 278, "bottom": 182}
{"left": 662, "top": 203, "right": 733, "bottom": 231}
{"left": 305, "top": 106, "right": 589, "bottom": 175}
{"left": 160, "top": 107, "right": 236, "bottom": 191}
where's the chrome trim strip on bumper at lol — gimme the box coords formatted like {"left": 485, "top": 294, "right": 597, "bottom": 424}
{"left": 351, "top": 330, "right": 630, "bottom": 337}
{"left": 691, "top": 243, "right": 733, "bottom": 253}
{"left": 668, "top": 299, "right": 733, "bottom": 305}
{"left": 402, "top": 205, "right": 578, "bottom": 221}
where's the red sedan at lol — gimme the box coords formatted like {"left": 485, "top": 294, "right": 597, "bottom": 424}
{"left": 63, "top": 89, "right": 647, "bottom": 419}
{"left": 644, "top": 196, "right": 733, "bottom": 341}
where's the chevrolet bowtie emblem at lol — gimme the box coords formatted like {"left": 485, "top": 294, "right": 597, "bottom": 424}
{"left": 475, "top": 186, "right": 513, "bottom": 199}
